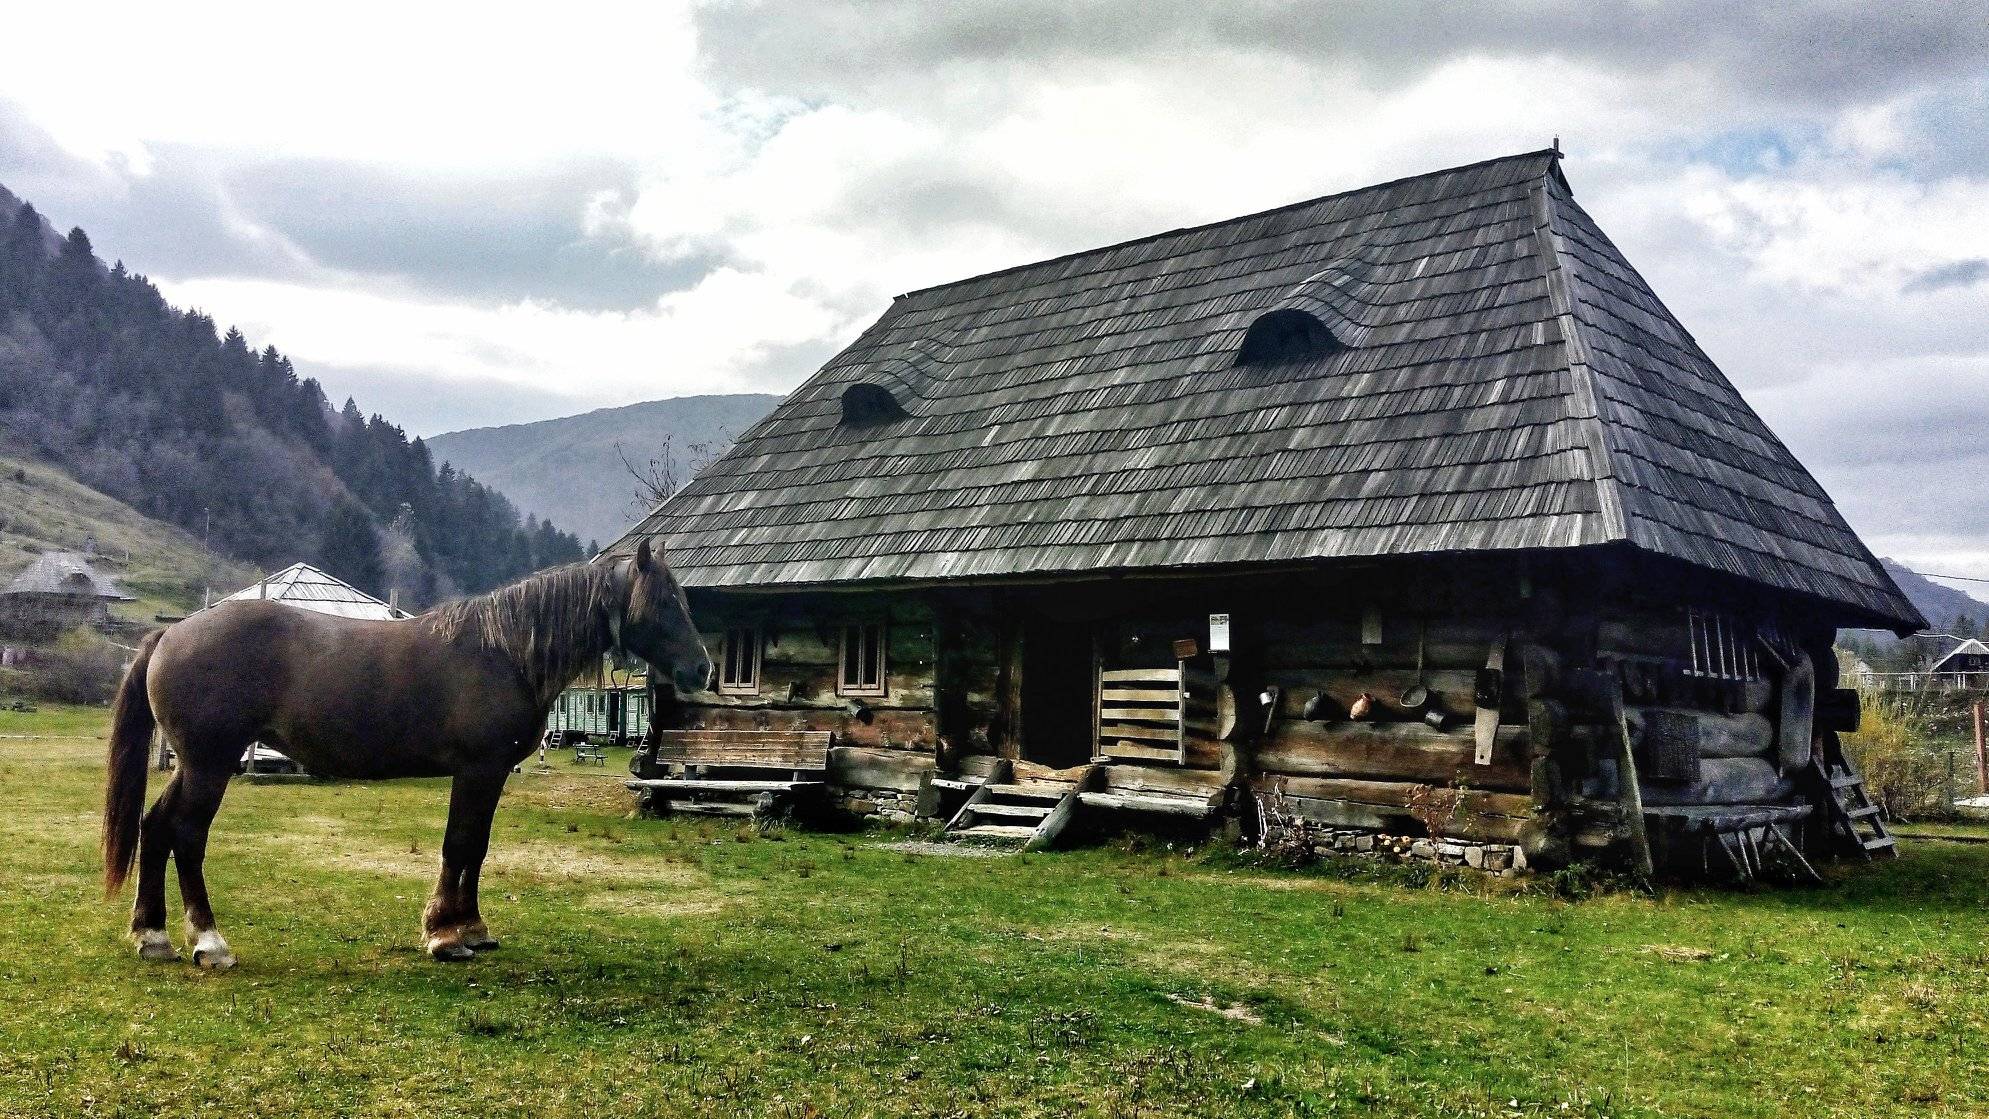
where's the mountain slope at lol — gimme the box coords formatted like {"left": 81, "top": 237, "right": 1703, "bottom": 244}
{"left": 1877, "top": 558, "right": 1989, "bottom": 635}
{"left": 428, "top": 394, "right": 778, "bottom": 548}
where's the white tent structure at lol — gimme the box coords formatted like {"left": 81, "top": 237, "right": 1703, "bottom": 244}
{"left": 214, "top": 562, "right": 410, "bottom": 620}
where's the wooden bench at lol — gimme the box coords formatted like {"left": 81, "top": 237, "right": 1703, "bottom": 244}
{"left": 572, "top": 744, "right": 607, "bottom": 766}
{"left": 627, "top": 730, "right": 834, "bottom": 817}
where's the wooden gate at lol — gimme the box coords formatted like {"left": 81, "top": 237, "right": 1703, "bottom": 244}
{"left": 1096, "top": 663, "right": 1187, "bottom": 764}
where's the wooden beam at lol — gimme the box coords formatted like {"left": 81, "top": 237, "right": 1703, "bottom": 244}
{"left": 1609, "top": 676, "right": 1655, "bottom": 878}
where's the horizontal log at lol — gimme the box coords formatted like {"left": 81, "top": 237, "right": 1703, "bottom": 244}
{"left": 829, "top": 746, "right": 935, "bottom": 792}
{"left": 1078, "top": 792, "right": 1216, "bottom": 816}
{"left": 1639, "top": 757, "right": 1792, "bottom": 807}
{"left": 1624, "top": 707, "right": 1772, "bottom": 759}
{"left": 1266, "top": 793, "right": 1529, "bottom": 843}
{"left": 1260, "top": 776, "right": 1533, "bottom": 820}
{"left": 1252, "top": 723, "right": 1531, "bottom": 792}
{"left": 1266, "top": 668, "right": 1477, "bottom": 720}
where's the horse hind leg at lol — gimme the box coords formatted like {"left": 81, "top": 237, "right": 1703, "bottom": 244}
{"left": 131, "top": 771, "right": 183, "bottom": 961}
{"left": 168, "top": 764, "right": 237, "bottom": 969}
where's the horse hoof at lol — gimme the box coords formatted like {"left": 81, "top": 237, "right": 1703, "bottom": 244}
{"left": 427, "top": 938, "right": 476, "bottom": 962}
{"left": 461, "top": 925, "right": 500, "bottom": 952}
{"left": 191, "top": 930, "right": 237, "bottom": 970}
{"left": 134, "top": 929, "right": 180, "bottom": 962}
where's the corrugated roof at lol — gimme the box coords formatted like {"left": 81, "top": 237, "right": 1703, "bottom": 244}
{"left": 606, "top": 150, "right": 1919, "bottom": 631}
{"left": 3, "top": 551, "right": 129, "bottom": 599}
{"left": 215, "top": 563, "right": 410, "bottom": 620}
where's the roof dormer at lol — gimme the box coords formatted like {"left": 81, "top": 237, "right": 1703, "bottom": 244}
{"left": 1234, "top": 308, "right": 1343, "bottom": 366}
{"left": 840, "top": 383, "right": 907, "bottom": 425}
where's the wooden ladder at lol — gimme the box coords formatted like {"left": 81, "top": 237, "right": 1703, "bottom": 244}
{"left": 942, "top": 765, "right": 1098, "bottom": 851}
{"left": 1811, "top": 744, "right": 1896, "bottom": 860}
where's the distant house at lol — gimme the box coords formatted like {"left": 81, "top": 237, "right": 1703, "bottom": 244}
{"left": 607, "top": 149, "right": 1920, "bottom": 876}
{"left": 1929, "top": 639, "right": 1989, "bottom": 675}
{"left": 213, "top": 562, "right": 410, "bottom": 620}
{"left": 548, "top": 667, "right": 651, "bottom": 746}
{"left": 0, "top": 550, "right": 130, "bottom": 636}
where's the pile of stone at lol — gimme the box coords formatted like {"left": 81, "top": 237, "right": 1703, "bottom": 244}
{"left": 1268, "top": 822, "right": 1529, "bottom": 876}
{"left": 835, "top": 787, "right": 920, "bottom": 824}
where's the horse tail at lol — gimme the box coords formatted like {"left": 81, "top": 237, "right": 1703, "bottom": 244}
{"left": 104, "top": 629, "right": 163, "bottom": 897}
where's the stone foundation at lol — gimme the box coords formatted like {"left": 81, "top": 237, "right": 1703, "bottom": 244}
{"left": 1261, "top": 822, "right": 1529, "bottom": 876}
{"left": 833, "top": 786, "right": 922, "bottom": 824}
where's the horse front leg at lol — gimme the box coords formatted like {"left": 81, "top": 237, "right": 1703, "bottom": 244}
{"left": 423, "top": 770, "right": 505, "bottom": 961}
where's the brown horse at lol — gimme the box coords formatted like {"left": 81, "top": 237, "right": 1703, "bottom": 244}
{"left": 102, "top": 540, "right": 708, "bottom": 965}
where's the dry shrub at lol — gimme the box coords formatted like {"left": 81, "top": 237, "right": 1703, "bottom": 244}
{"left": 1844, "top": 692, "right": 1953, "bottom": 820}
{"left": 8, "top": 627, "right": 126, "bottom": 705}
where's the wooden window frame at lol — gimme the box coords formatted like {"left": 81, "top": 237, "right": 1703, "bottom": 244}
{"left": 838, "top": 622, "right": 888, "bottom": 698}
{"left": 717, "top": 625, "right": 764, "bottom": 696}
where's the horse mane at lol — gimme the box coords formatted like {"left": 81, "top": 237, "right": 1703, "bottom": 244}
{"left": 421, "top": 562, "right": 619, "bottom": 709}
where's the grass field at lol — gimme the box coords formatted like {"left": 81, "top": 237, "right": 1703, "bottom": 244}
{"left": 4, "top": 712, "right": 1988, "bottom": 1118}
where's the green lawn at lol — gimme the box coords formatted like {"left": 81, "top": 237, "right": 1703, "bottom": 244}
{"left": 3, "top": 713, "right": 1987, "bottom": 1118}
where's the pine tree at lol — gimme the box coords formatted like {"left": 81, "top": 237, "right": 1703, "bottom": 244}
{"left": 319, "top": 499, "right": 386, "bottom": 596}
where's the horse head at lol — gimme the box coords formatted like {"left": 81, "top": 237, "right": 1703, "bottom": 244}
{"left": 615, "top": 539, "right": 712, "bottom": 695}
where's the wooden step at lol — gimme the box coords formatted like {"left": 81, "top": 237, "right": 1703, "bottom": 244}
{"left": 969, "top": 802, "right": 1054, "bottom": 820}
{"left": 954, "top": 824, "right": 1037, "bottom": 841}
{"left": 983, "top": 782, "right": 1072, "bottom": 801}
{"left": 928, "top": 776, "right": 981, "bottom": 792}
{"left": 1848, "top": 805, "right": 1883, "bottom": 820}
{"left": 1862, "top": 836, "right": 1897, "bottom": 851}
{"left": 1830, "top": 774, "right": 1865, "bottom": 789}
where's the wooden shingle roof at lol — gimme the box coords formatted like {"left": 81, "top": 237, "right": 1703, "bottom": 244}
{"left": 608, "top": 150, "right": 1918, "bottom": 631}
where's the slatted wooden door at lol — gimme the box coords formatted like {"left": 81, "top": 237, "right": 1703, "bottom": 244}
{"left": 1096, "top": 662, "right": 1186, "bottom": 764}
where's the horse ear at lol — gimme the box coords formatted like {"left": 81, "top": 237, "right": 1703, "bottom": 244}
{"left": 635, "top": 538, "right": 654, "bottom": 573}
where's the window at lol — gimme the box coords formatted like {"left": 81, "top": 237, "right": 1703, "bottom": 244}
{"left": 1685, "top": 608, "right": 1761, "bottom": 681}
{"left": 839, "top": 622, "right": 888, "bottom": 697}
{"left": 718, "top": 625, "right": 763, "bottom": 695}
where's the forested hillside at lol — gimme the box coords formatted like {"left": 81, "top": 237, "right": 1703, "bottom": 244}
{"left": 0, "top": 189, "right": 584, "bottom": 606}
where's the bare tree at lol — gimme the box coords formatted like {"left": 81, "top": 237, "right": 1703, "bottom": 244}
{"left": 615, "top": 429, "right": 735, "bottom": 519}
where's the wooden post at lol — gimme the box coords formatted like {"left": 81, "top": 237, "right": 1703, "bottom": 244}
{"left": 1608, "top": 675, "right": 1655, "bottom": 879}
{"left": 1973, "top": 700, "right": 1987, "bottom": 795}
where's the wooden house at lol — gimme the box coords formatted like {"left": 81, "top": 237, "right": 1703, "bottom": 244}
{"left": 605, "top": 151, "right": 1921, "bottom": 875}
{"left": 1928, "top": 639, "right": 1989, "bottom": 675}
{"left": 0, "top": 550, "right": 130, "bottom": 639}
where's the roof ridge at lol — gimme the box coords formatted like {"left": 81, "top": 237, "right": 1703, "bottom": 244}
{"left": 893, "top": 148, "right": 1563, "bottom": 302}
{"left": 1529, "top": 168, "right": 1629, "bottom": 544}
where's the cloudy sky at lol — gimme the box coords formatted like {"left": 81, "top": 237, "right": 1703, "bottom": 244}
{"left": 2, "top": 1, "right": 1986, "bottom": 580}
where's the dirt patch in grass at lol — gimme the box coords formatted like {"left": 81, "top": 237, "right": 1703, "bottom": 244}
{"left": 245, "top": 830, "right": 708, "bottom": 887}
{"left": 1166, "top": 993, "right": 1265, "bottom": 1025}
{"left": 576, "top": 889, "right": 735, "bottom": 920}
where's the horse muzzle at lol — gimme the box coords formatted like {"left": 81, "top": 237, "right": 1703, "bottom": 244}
{"left": 674, "top": 662, "right": 712, "bottom": 695}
